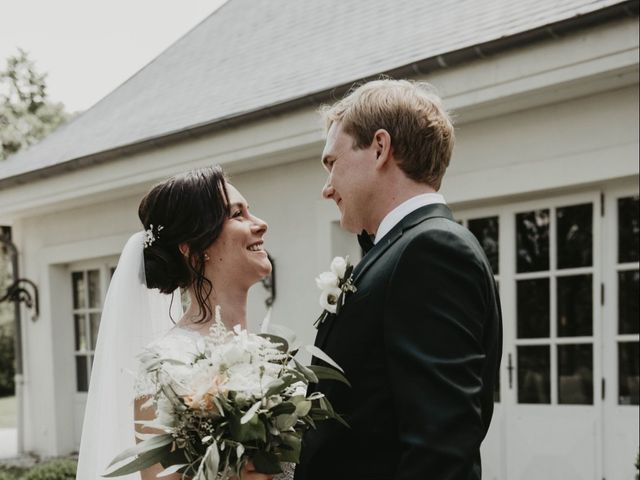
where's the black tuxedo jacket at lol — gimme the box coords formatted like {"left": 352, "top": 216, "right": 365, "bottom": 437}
{"left": 295, "top": 204, "right": 502, "bottom": 480}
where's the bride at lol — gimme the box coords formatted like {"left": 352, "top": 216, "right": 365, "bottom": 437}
{"left": 76, "top": 166, "right": 291, "bottom": 480}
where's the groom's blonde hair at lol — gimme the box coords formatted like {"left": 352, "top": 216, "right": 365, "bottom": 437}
{"left": 320, "top": 78, "right": 455, "bottom": 190}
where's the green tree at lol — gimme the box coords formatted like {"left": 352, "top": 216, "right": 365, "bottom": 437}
{"left": 0, "top": 48, "right": 69, "bottom": 160}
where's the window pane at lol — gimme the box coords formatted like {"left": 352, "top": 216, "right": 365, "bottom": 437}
{"left": 89, "top": 313, "right": 101, "bottom": 350}
{"left": 618, "top": 196, "right": 639, "bottom": 263}
{"left": 468, "top": 216, "right": 499, "bottom": 275}
{"left": 619, "top": 270, "right": 639, "bottom": 334}
{"left": 76, "top": 356, "right": 89, "bottom": 392}
{"left": 87, "top": 269, "right": 101, "bottom": 308}
{"left": 72, "top": 271, "right": 85, "bottom": 309}
{"left": 618, "top": 342, "right": 639, "bottom": 405}
{"left": 517, "top": 345, "right": 550, "bottom": 404}
{"left": 557, "top": 203, "right": 593, "bottom": 269}
{"left": 517, "top": 278, "right": 550, "bottom": 338}
{"left": 516, "top": 209, "right": 550, "bottom": 273}
{"left": 558, "top": 344, "right": 593, "bottom": 404}
{"left": 74, "top": 314, "right": 87, "bottom": 351}
{"left": 557, "top": 274, "right": 593, "bottom": 337}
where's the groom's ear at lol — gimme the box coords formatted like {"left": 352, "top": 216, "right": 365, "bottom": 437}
{"left": 372, "top": 129, "right": 392, "bottom": 169}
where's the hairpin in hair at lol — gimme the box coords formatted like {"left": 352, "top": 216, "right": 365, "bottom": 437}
{"left": 143, "top": 224, "right": 164, "bottom": 248}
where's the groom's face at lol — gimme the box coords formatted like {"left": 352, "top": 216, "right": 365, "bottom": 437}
{"left": 321, "top": 122, "right": 377, "bottom": 233}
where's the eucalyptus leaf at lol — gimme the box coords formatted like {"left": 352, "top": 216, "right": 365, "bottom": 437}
{"left": 107, "top": 434, "right": 173, "bottom": 467}
{"left": 257, "top": 333, "right": 289, "bottom": 353}
{"left": 294, "top": 400, "right": 312, "bottom": 417}
{"left": 157, "top": 463, "right": 188, "bottom": 477}
{"left": 230, "top": 413, "right": 267, "bottom": 442}
{"left": 303, "top": 345, "right": 344, "bottom": 372}
{"left": 240, "top": 400, "right": 262, "bottom": 425}
{"left": 270, "top": 402, "right": 296, "bottom": 416}
{"left": 278, "top": 432, "right": 302, "bottom": 463}
{"left": 265, "top": 374, "right": 298, "bottom": 397}
{"left": 160, "top": 384, "right": 187, "bottom": 412}
{"left": 292, "top": 358, "right": 318, "bottom": 383}
{"left": 103, "top": 444, "right": 171, "bottom": 477}
{"left": 308, "top": 365, "right": 351, "bottom": 386}
{"left": 275, "top": 413, "right": 298, "bottom": 430}
{"left": 204, "top": 441, "right": 220, "bottom": 479}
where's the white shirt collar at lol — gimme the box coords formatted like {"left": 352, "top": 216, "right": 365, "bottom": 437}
{"left": 374, "top": 193, "right": 446, "bottom": 244}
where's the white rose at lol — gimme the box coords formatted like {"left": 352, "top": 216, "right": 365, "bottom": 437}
{"left": 330, "top": 256, "right": 347, "bottom": 278}
{"left": 315, "top": 271, "right": 339, "bottom": 290}
{"left": 319, "top": 286, "right": 342, "bottom": 314}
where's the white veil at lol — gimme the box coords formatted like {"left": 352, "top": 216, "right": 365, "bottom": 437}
{"left": 76, "top": 232, "right": 182, "bottom": 479}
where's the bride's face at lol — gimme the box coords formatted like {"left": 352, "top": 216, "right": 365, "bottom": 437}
{"left": 204, "top": 184, "right": 271, "bottom": 288}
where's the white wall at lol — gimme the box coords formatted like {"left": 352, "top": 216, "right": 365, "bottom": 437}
{"left": 443, "top": 85, "right": 639, "bottom": 204}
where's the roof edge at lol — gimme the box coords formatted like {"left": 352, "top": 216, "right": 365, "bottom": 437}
{"left": 1, "top": 0, "right": 637, "bottom": 189}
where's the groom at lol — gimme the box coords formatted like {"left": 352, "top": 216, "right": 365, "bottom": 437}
{"left": 295, "top": 79, "right": 502, "bottom": 480}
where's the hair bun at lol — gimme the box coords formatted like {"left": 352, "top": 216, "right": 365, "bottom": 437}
{"left": 143, "top": 244, "right": 190, "bottom": 294}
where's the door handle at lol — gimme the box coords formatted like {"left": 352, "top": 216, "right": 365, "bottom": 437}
{"left": 507, "top": 353, "right": 514, "bottom": 389}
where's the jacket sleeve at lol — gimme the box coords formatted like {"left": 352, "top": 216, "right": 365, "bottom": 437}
{"left": 383, "top": 227, "right": 490, "bottom": 480}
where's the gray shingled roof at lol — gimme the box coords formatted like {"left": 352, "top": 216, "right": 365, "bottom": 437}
{"left": 0, "top": 0, "right": 634, "bottom": 183}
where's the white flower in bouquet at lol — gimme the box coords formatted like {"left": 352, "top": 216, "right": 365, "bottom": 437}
{"left": 105, "top": 307, "right": 350, "bottom": 480}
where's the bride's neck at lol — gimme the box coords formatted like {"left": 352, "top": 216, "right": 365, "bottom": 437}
{"left": 182, "top": 287, "right": 248, "bottom": 331}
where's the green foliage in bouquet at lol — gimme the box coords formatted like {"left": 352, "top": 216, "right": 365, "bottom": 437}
{"left": 105, "top": 320, "right": 350, "bottom": 480}
{"left": 19, "top": 459, "right": 77, "bottom": 480}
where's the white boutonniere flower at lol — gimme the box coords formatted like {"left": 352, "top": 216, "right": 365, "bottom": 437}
{"left": 314, "top": 256, "right": 356, "bottom": 328}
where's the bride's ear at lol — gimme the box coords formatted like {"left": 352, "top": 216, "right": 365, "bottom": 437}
{"left": 178, "top": 243, "right": 189, "bottom": 257}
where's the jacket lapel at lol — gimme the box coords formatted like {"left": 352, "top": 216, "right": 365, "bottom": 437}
{"left": 352, "top": 203, "right": 454, "bottom": 283}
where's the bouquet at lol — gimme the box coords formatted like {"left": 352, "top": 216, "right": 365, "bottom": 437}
{"left": 104, "top": 309, "right": 348, "bottom": 479}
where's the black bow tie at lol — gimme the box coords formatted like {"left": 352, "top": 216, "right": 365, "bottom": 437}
{"left": 357, "top": 230, "right": 375, "bottom": 254}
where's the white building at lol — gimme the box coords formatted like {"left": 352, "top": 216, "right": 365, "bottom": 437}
{"left": 0, "top": 1, "right": 638, "bottom": 478}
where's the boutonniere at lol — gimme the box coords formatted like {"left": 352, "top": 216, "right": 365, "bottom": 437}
{"left": 314, "top": 256, "right": 357, "bottom": 328}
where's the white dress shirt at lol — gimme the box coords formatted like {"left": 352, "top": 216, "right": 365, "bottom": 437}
{"left": 374, "top": 193, "right": 446, "bottom": 244}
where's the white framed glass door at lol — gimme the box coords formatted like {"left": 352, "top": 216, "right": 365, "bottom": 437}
{"left": 70, "top": 258, "right": 117, "bottom": 446}
{"left": 458, "top": 191, "right": 605, "bottom": 480}
{"left": 505, "top": 192, "right": 602, "bottom": 480}
{"left": 602, "top": 186, "right": 639, "bottom": 480}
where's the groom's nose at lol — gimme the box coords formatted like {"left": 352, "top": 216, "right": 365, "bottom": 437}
{"left": 322, "top": 179, "right": 335, "bottom": 199}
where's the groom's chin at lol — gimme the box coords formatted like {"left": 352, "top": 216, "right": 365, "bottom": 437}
{"left": 339, "top": 218, "right": 360, "bottom": 234}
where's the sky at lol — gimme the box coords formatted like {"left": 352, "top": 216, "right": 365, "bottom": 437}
{"left": 0, "top": 0, "right": 229, "bottom": 113}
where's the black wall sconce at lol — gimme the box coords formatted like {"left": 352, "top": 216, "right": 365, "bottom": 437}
{"left": 261, "top": 252, "right": 276, "bottom": 307}
{"left": 0, "top": 278, "right": 39, "bottom": 321}
{"left": 0, "top": 228, "right": 39, "bottom": 321}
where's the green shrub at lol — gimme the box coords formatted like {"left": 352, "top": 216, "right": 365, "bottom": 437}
{"left": 19, "top": 459, "right": 77, "bottom": 480}
{"left": 0, "top": 463, "right": 28, "bottom": 479}
{"left": 0, "top": 470, "right": 18, "bottom": 480}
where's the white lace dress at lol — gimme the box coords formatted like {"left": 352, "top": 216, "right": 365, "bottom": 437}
{"left": 134, "top": 326, "right": 295, "bottom": 480}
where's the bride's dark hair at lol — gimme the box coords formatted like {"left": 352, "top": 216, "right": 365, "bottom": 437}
{"left": 138, "top": 165, "right": 230, "bottom": 322}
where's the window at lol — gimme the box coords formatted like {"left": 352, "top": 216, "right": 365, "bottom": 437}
{"left": 71, "top": 264, "right": 114, "bottom": 392}
{"left": 616, "top": 195, "right": 639, "bottom": 405}
{"left": 514, "top": 203, "right": 595, "bottom": 405}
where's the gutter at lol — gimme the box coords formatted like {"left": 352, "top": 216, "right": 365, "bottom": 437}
{"left": 0, "top": 0, "right": 637, "bottom": 190}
